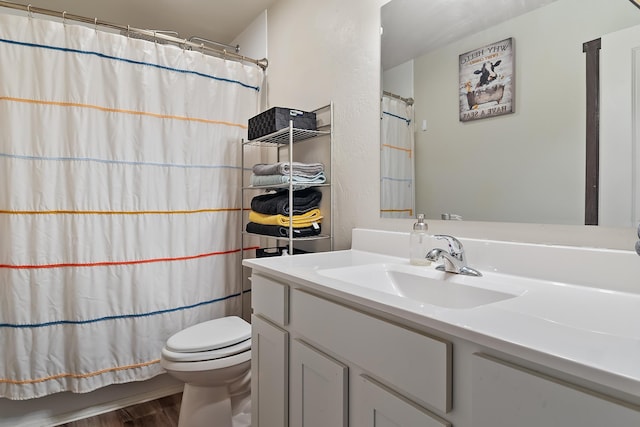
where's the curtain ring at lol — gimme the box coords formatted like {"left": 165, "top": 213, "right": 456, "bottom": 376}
{"left": 94, "top": 17, "right": 98, "bottom": 32}
{"left": 62, "top": 11, "right": 67, "bottom": 25}
{"left": 27, "top": 4, "right": 33, "bottom": 18}
{"left": 127, "top": 25, "right": 130, "bottom": 38}
{"left": 153, "top": 30, "right": 157, "bottom": 44}
{"left": 223, "top": 49, "right": 227, "bottom": 60}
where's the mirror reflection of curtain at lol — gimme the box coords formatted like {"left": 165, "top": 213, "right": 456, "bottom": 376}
{"left": 380, "top": 94, "right": 415, "bottom": 218}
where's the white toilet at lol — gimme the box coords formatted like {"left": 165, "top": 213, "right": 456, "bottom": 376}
{"left": 160, "top": 316, "right": 252, "bottom": 427}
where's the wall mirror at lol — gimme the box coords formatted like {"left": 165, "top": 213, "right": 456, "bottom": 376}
{"left": 380, "top": 0, "right": 640, "bottom": 227}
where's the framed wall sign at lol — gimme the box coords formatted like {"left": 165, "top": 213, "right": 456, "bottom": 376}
{"left": 459, "top": 37, "right": 514, "bottom": 122}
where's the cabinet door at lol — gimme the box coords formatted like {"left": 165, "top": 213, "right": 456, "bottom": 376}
{"left": 251, "top": 315, "right": 289, "bottom": 427}
{"left": 472, "top": 353, "right": 640, "bottom": 427}
{"left": 290, "top": 339, "right": 348, "bottom": 427}
{"left": 354, "top": 375, "right": 450, "bottom": 427}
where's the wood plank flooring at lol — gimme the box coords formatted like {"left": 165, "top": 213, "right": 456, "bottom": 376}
{"left": 59, "top": 393, "right": 182, "bottom": 427}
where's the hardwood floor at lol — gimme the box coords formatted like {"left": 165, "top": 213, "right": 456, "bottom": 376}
{"left": 59, "top": 393, "right": 182, "bottom": 427}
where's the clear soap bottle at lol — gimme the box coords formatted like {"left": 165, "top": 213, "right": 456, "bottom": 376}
{"left": 410, "top": 214, "right": 431, "bottom": 266}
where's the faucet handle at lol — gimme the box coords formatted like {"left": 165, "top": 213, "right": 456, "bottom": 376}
{"left": 433, "top": 234, "right": 464, "bottom": 258}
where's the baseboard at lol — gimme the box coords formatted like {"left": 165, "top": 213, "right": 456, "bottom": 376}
{"left": 47, "top": 383, "right": 184, "bottom": 427}
{"left": 0, "top": 376, "right": 184, "bottom": 427}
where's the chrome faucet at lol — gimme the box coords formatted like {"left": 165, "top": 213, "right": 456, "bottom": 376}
{"left": 425, "top": 234, "right": 482, "bottom": 276}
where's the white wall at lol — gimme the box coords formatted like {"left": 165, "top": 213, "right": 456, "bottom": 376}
{"left": 599, "top": 23, "right": 640, "bottom": 228}
{"left": 383, "top": 60, "right": 413, "bottom": 100}
{"left": 231, "top": 10, "right": 268, "bottom": 110}
{"left": 231, "top": 11, "right": 268, "bottom": 63}
{"left": 264, "top": 0, "right": 638, "bottom": 251}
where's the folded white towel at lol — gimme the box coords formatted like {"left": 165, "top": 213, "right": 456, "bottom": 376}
{"left": 252, "top": 162, "right": 325, "bottom": 178}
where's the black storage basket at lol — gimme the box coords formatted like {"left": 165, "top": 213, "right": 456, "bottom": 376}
{"left": 248, "top": 107, "right": 317, "bottom": 140}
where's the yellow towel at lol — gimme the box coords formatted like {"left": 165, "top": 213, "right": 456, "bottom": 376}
{"left": 249, "top": 208, "right": 323, "bottom": 227}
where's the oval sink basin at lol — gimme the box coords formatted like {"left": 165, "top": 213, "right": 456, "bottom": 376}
{"left": 317, "top": 263, "right": 519, "bottom": 309}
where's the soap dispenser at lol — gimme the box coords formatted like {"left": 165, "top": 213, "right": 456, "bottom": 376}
{"left": 410, "top": 214, "right": 431, "bottom": 266}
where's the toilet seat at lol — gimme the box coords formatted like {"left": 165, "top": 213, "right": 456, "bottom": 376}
{"left": 160, "top": 348, "right": 251, "bottom": 375}
{"left": 162, "top": 316, "right": 251, "bottom": 363}
{"left": 162, "top": 338, "right": 250, "bottom": 362}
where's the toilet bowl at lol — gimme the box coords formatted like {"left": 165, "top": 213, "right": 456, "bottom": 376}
{"left": 160, "top": 316, "right": 251, "bottom": 427}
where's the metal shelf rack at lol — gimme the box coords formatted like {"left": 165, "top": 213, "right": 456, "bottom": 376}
{"left": 240, "top": 102, "right": 334, "bottom": 254}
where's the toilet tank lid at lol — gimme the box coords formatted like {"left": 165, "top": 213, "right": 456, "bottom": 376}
{"left": 166, "top": 316, "right": 251, "bottom": 353}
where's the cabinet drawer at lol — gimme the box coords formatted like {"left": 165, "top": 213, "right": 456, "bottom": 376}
{"left": 251, "top": 274, "right": 289, "bottom": 326}
{"left": 291, "top": 289, "right": 452, "bottom": 413}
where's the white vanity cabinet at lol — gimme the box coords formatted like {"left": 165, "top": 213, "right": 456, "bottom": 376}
{"left": 471, "top": 353, "right": 640, "bottom": 427}
{"left": 249, "top": 268, "right": 640, "bottom": 427}
{"left": 250, "top": 272, "right": 452, "bottom": 427}
{"left": 246, "top": 229, "right": 640, "bottom": 427}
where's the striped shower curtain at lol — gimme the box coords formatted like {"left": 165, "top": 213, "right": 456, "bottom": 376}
{"left": 380, "top": 95, "right": 415, "bottom": 218}
{"left": 0, "top": 13, "right": 262, "bottom": 399}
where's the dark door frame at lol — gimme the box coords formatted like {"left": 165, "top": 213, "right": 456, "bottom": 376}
{"left": 583, "top": 38, "right": 601, "bottom": 225}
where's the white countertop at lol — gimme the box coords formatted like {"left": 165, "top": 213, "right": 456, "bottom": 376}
{"left": 244, "top": 245, "right": 640, "bottom": 400}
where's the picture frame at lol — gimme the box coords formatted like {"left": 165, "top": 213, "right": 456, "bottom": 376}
{"left": 459, "top": 37, "right": 514, "bottom": 122}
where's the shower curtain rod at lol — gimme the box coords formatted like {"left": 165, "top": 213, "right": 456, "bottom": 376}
{"left": 0, "top": 0, "right": 268, "bottom": 69}
{"left": 383, "top": 90, "right": 414, "bottom": 106}
{"left": 189, "top": 36, "right": 239, "bottom": 54}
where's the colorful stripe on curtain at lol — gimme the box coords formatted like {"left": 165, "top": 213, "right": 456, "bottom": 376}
{"left": 0, "top": 13, "right": 262, "bottom": 399}
{"left": 380, "top": 95, "right": 415, "bottom": 218}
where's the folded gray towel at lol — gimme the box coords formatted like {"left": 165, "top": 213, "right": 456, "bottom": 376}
{"left": 252, "top": 162, "right": 325, "bottom": 178}
{"left": 250, "top": 172, "right": 326, "bottom": 188}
